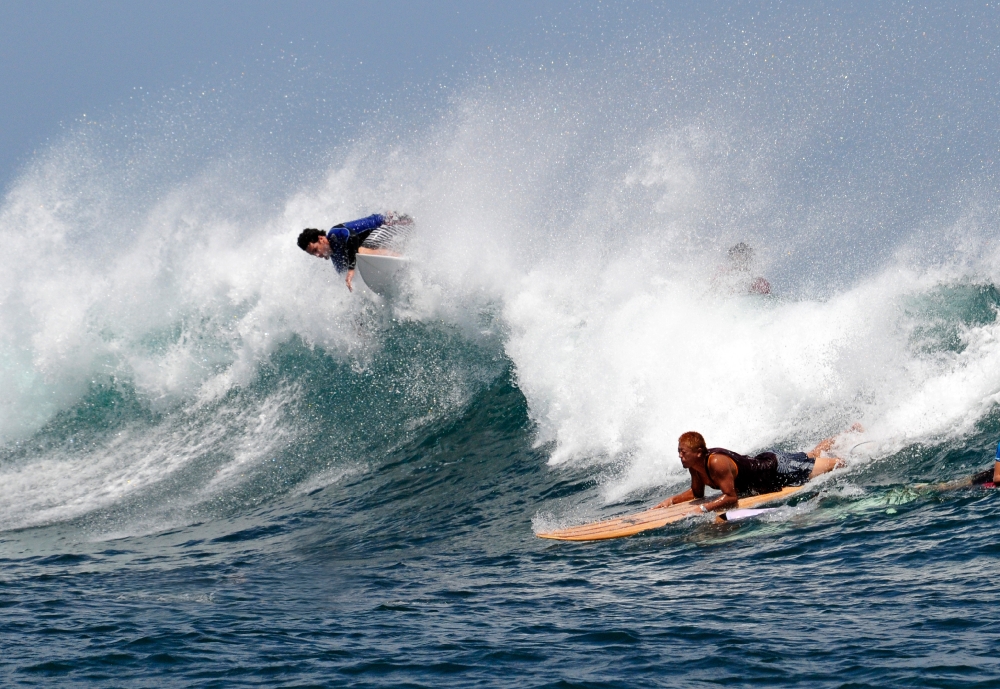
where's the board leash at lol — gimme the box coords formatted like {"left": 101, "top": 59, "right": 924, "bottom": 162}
{"left": 848, "top": 440, "right": 875, "bottom": 455}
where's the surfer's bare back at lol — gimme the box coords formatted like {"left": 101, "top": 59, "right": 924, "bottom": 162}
{"left": 656, "top": 429, "right": 855, "bottom": 512}
{"left": 298, "top": 211, "right": 413, "bottom": 291}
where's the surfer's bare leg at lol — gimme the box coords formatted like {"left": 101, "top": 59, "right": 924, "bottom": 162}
{"left": 805, "top": 425, "right": 860, "bottom": 477}
{"left": 806, "top": 423, "right": 864, "bottom": 462}
{"left": 807, "top": 438, "right": 836, "bottom": 458}
{"left": 807, "top": 436, "right": 848, "bottom": 476}
{"left": 930, "top": 477, "right": 975, "bottom": 492}
{"left": 809, "top": 455, "right": 843, "bottom": 478}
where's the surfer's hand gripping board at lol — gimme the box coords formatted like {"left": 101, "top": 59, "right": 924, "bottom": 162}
{"left": 536, "top": 486, "right": 803, "bottom": 541}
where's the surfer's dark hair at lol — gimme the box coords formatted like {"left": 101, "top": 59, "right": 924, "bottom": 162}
{"left": 728, "top": 242, "right": 754, "bottom": 270}
{"left": 728, "top": 242, "right": 753, "bottom": 259}
{"left": 678, "top": 431, "right": 708, "bottom": 455}
{"left": 297, "top": 228, "right": 325, "bottom": 251}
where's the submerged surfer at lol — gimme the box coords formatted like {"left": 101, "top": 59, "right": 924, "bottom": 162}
{"left": 655, "top": 430, "right": 853, "bottom": 512}
{"left": 713, "top": 242, "right": 771, "bottom": 295}
{"left": 298, "top": 211, "right": 413, "bottom": 291}
{"left": 930, "top": 441, "right": 1000, "bottom": 490}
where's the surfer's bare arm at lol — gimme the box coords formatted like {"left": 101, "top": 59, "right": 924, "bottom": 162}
{"left": 655, "top": 472, "right": 706, "bottom": 508}
{"left": 932, "top": 477, "right": 975, "bottom": 491}
{"left": 656, "top": 488, "right": 695, "bottom": 508}
{"left": 699, "top": 454, "right": 739, "bottom": 512}
{"left": 940, "top": 462, "right": 1000, "bottom": 490}
{"left": 345, "top": 269, "right": 355, "bottom": 292}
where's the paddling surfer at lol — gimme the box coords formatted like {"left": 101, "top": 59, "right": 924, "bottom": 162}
{"left": 298, "top": 211, "right": 413, "bottom": 291}
{"left": 654, "top": 431, "right": 848, "bottom": 512}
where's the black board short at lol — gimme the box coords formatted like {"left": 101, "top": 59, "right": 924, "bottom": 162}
{"left": 775, "top": 451, "right": 815, "bottom": 486}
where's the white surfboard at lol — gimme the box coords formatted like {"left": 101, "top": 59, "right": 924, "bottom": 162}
{"left": 719, "top": 507, "right": 777, "bottom": 522}
{"left": 356, "top": 254, "right": 409, "bottom": 297}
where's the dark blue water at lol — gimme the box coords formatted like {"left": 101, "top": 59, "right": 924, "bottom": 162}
{"left": 3, "top": 326, "right": 1000, "bottom": 687}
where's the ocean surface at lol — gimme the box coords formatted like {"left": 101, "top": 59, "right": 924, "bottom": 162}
{"left": 4, "top": 3, "right": 1000, "bottom": 686}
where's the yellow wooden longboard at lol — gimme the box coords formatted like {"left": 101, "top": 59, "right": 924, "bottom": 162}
{"left": 536, "top": 485, "right": 804, "bottom": 541}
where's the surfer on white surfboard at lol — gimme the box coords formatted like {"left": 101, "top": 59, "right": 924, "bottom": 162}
{"left": 298, "top": 211, "right": 413, "bottom": 291}
{"left": 654, "top": 428, "right": 859, "bottom": 513}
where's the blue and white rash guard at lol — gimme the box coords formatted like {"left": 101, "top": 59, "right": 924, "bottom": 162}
{"left": 326, "top": 214, "right": 387, "bottom": 273}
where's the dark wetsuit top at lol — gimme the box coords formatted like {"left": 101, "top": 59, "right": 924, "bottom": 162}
{"left": 707, "top": 448, "right": 784, "bottom": 496}
{"left": 326, "top": 214, "right": 387, "bottom": 273}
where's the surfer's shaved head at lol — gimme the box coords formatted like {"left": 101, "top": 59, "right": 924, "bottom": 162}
{"left": 678, "top": 431, "right": 707, "bottom": 455}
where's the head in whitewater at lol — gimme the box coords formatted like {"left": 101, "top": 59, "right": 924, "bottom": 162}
{"left": 727, "top": 242, "right": 755, "bottom": 271}
{"left": 298, "top": 211, "right": 413, "bottom": 292}
{"left": 712, "top": 241, "right": 772, "bottom": 295}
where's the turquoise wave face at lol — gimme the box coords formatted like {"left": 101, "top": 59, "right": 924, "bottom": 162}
{"left": 5, "top": 279, "right": 1000, "bottom": 540}
{"left": 905, "top": 283, "right": 1000, "bottom": 356}
{"left": 0, "top": 315, "right": 509, "bottom": 534}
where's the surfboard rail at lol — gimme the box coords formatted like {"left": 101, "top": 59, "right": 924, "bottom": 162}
{"left": 536, "top": 485, "right": 804, "bottom": 541}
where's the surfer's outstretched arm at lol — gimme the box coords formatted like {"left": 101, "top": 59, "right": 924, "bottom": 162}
{"left": 655, "top": 466, "right": 707, "bottom": 508}
{"left": 655, "top": 488, "right": 696, "bottom": 508}
{"left": 921, "top": 443, "right": 1000, "bottom": 491}
{"left": 929, "top": 476, "right": 976, "bottom": 492}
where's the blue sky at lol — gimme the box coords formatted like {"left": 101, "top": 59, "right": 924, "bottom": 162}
{"left": 0, "top": 0, "right": 588, "bottom": 191}
{"left": 6, "top": 0, "right": 1000, "bottom": 275}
